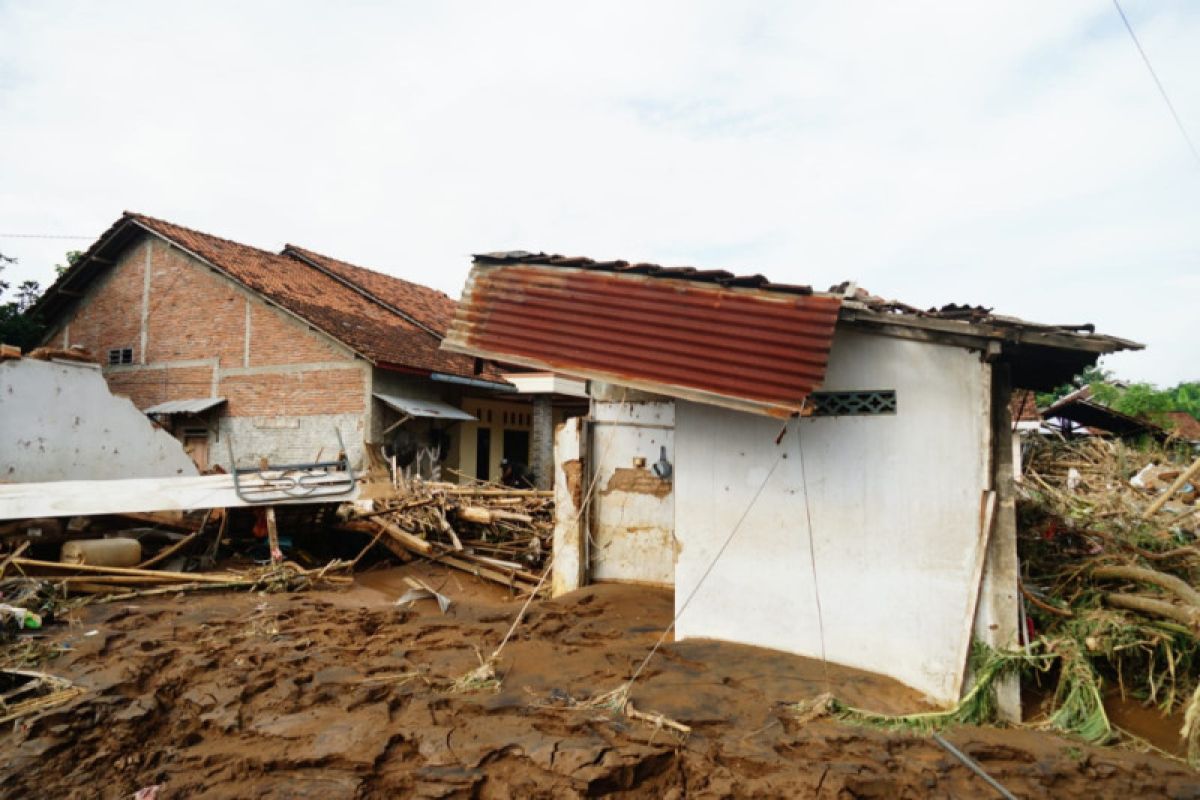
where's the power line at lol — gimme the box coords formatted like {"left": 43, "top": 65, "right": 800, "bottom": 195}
{"left": 0, "top": 233, "right": 93, "bottom": 240}
{"left": 1112, "top": 0, "right": 1200, "bottom": 168}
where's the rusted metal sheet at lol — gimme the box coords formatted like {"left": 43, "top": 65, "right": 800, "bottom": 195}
{"left": 443, "top": 259, "right": 842, "bottom": 417}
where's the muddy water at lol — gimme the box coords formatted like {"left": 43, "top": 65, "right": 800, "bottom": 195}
{"left": 1, "top": 565, "right": 1198, "bottom": 798}
{"left": 1105, "top": 692, "right": 1188, "bottom": 757}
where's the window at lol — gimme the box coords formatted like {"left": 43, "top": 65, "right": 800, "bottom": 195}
{"left": 107, "top": 347, "right": 134, "bottom": 366}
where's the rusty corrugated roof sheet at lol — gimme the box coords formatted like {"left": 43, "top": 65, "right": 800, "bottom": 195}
{"left": 443, "top": 254, "right": 843, "bottom": 417}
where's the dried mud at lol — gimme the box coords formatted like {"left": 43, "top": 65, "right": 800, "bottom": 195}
{"left": 2, "top": 564, "right": 1199, "bottom": 798}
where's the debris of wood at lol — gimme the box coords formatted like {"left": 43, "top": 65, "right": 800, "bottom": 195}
{"left": 355, "top": 480, "right": 553, "bottom": 595}
{"left": 0, "top": 343, "right": 21, "bottom": 361}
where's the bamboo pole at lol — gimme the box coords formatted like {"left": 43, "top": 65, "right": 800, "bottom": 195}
{"left": 11, "top": 558, "right": 244, "bottom": 584}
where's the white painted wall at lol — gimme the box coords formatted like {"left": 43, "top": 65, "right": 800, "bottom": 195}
{"left": 590, "top": 399, "right": 676, "bottom": 585}
{"left": 672, "top": 329, "right": 992, "bottom": 704}
{"left": 0, "top": 358, "right": 199, "bottom": 482}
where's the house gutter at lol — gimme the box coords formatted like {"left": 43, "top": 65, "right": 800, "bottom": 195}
{"left": 430, "top": 372, "right": 516, "bottom": 392}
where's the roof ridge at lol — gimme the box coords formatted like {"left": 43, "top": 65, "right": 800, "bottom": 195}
{"left": 280, "top": 244, "right": 445, "bottom": 341}
{"left": 282, "top": 243, "right": 454, "bottom": 300}
{"left": 124, "top": 211, "right": 288, "bottom": 263}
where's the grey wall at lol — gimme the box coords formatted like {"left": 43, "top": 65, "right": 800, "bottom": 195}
{"left": 0, "top": 358, "right": 199, "bottom": 482}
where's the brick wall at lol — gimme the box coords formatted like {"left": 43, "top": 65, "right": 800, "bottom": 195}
{"left": 144, "top": 244, "right": 245, "bottom": 365}
{"left": 64, "top": 239, "right": 147, "bottom": 361}
{"left": 106, "top": 366, "right": 216, "bottom": 410}
{"left": 221, "top": 368, "right": 365, "bottom": 417}
{"left": 249, "top": 302, "right": 347, "bottom": 366}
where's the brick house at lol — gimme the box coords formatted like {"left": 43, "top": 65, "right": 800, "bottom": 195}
{"left": 31, "top": 212, "right": 575, "bottom": 480}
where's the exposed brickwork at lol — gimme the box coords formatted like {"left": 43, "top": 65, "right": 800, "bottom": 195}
{"left": 66, "top": 239, "right": 147, "bottom": 362}
{"left": 220, "top": 368, "right": 366, "bottom": 417}
{"left": 145, "top": 242, "right": 245, "bottom": 366}
{"left": 249, "top": 302, "right": 349, "bottom": 366}
{"left": 107, "top": 367, "right": 215, "bottom": 410}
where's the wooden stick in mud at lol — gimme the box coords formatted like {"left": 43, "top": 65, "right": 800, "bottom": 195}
{"left": 265, "top": 507, "right": 282, "bottom": 564}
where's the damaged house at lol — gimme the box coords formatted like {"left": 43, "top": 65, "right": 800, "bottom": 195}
{"left": 28, "top": 213, "right": 579, "bottom": 482}
{"left": 442, "top": 252, "right": 1142, "bottom": 710}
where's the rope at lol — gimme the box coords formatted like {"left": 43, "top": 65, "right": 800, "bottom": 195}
{"left": 622, "top": 416, "right": 793, "bottom": 691}
{"left": 794, "top": 406, "right": 831, "bottom": 686}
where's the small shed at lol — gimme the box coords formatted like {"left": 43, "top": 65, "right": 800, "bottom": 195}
{"left": 442, "top": 253, "right": 1141, "bottom": 711}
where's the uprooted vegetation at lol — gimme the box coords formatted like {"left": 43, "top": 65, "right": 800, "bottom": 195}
{"left": 1016, "top": 436, "right": 1200, "bottom": 757}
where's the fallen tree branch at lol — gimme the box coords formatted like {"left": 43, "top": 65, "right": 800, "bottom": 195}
{"left": 1104, "top": 593, "right": 1200, "bottom": 631}
{"left": 1093, "top": 564, "right": 1200, "bottom": 607}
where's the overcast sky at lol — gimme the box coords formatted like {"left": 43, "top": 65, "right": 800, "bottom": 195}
{"left": 1, "top": 1, "right": 1196, "bottom": 384}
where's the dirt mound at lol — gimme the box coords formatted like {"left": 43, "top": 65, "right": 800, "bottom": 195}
{"left": 2, "top": 564, "right": 1198, "bottom": 798}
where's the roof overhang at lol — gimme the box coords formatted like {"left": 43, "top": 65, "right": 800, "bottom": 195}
{"left": 372, "top": 392, "right": 475, "bottom": 421}
{"left": 144, "top": 397, "right": 227, "bottom": 415}
{"left": 500, "top": 371, "right": 588, "bottom": 397}
{"left": 838, "top": 305, "right": 1144, "bottom": 392}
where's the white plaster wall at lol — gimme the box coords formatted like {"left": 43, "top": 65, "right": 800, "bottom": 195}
{"left": 590, "top": 399, "right": 675, "bottom": 585}
{"left": 673, "top": 329, "right": 992, "bottom": 703}
{"left": 216, "top": 413, "right": 366, "bottom": 472}
{"left": 0, "top": 358, "right": 199, "bottom": 482}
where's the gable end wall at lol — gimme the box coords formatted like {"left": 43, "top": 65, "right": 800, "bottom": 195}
{"left": 49, "top": 234, "right": 370, "bottom": 468}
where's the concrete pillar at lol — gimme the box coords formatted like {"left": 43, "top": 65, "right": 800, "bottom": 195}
{"left": 531, "top": 394, "right": 554, "bottom": 490}
{"left": 975, "top": 362, "right": 1022, "bottom": 722}
{"left": 552, "top": 417, "right": 586, "bottom": 597}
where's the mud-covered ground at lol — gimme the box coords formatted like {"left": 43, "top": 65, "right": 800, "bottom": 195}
{"left": 2, "top": 564, "right": 1199, "bottom": 798}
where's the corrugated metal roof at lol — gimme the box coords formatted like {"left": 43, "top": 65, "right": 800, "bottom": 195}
{"left": 373, "top": 393, "right": 476, "bottom": 421}
{"left": 143, "top": 397, "right": 226, "bottom": 415}
{"left": 443, "top": 259, "right": 842, "bottom": 418}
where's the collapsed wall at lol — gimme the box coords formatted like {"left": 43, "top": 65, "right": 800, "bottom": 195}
{"left": 0, "top": 354, "right": 198, "bottom": 482}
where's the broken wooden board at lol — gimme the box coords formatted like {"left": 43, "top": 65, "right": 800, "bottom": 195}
{"left": 0, "top": 473, "right": 359, "bottom": 520}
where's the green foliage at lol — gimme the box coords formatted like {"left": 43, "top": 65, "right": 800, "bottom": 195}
{"left": 1092, "top": 381, "right": 1200, "bottom": 428}
{"left": 0, "top": 255, "right": 49, "bottom": 352}
{"left": 1036, "top": 365, "right": 1112, "bottom": 407}
{"left": 54, "top": 250, "right": 83, "bottom": 276}
{"left": 1037, "top": 364, "right": 1200, "bottom": 432}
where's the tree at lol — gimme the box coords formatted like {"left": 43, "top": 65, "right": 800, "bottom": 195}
{"left": 0, "top": 254, "right": 49, "bottom": 351}
{"left": 54, "top": 250, "right": 83, "bottom": 276}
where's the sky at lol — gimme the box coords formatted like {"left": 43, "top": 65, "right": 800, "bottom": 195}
{"left": 1, "top": 1, "right": 1196, "bottom": 384}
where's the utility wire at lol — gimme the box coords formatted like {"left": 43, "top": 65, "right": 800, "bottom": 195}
{"left": 0, "top": 233, "right": 93, "bottom": 240}
{"left": 1112, "top": 0, "right": 1200, "bottom": 168}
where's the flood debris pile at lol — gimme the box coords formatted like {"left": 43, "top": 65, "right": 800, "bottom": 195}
{"left": 352, "top": 481, "right": 553, "bottom": 596}
{"left": 1018, "top": 436, "right": 1200, "bottom": 757}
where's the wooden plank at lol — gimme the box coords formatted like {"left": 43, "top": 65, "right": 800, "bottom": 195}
{"left": 0, "top": 473, "right": 358, "bottom": 521}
